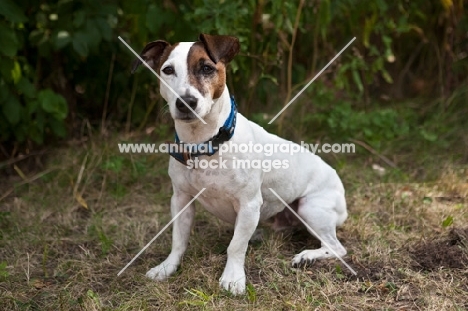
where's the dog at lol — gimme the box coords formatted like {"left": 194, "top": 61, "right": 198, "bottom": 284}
{"left": 132, "top": 33, "right": 348, "bottom": 295}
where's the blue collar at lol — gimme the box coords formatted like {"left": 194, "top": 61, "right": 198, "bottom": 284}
{"left": 168, "top": 96, "right": 237, "bottom": 166}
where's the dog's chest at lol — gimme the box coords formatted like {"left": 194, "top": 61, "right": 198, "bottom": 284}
{"left": 184, "top": 165, "right": 231, "bottom": 187}
{"left": 183, "top": 166, "right": 250, "bottom": 196}
{"left": 170, "top": 162, "right": 249, "bottom": 223}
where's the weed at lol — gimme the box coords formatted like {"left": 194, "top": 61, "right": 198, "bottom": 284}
{"left": 246, "top": 283, "right": 257, "bottom": 303}
{"left": 180, "top": 288, "right": 214, "bottom": 307}
{"left": 442, "top": 215, "right": 454, "bottom": 228}
{"left": 0, "top": 261, "right": 9, "bottom": 279}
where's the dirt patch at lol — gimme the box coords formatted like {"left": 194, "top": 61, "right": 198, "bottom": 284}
{"left": 344, "top": 261, "right": 394, "bottom": 282}
{"left": 409, "top": 227, "right": 468, "bottom": 271}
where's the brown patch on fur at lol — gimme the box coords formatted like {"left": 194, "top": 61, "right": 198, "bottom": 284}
{"left": 199, "top": 33, "right": 240, "bottom": 64}
{"left": 156, "top": 42, "right": 179, "bottom": 73}
{"left": 187, "top": 42, "right": 226, "bottom": 99}
{"left": 132, "top": 41, "right": 179, "bottom": 74}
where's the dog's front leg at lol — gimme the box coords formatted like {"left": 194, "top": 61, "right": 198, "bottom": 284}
{"left": 146, "top": 191, "right": 195, "bottom": 281}
{"left": 220, "top": 195, "right": 262, "bottom": 295}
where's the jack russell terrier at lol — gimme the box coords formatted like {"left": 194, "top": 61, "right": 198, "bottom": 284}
{"left": 132, "top": 33, "right": 348, "bottom": 295}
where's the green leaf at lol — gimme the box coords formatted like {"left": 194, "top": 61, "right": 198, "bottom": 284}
{"left": 38, "top": 89, "right": 68, "bottom": 120}
{"left": 246, "top": 283, "right": 257, "bottom": 303}
{"left": 48, "top": 118, "right": 67, "bottom": 137}
{"left": 381, "top": 70, "right": 394, "bottom": 83}
{"left": 442, "top": 215, "right": 453, "bottom": 228}
{"left": 95, "top": 18, "right": 112, "bottom": 41}
{"left": 72, "top": 32, "right": 89, "bottom": 57}
{"left": 260, "top": 74, "right": 278, "bottom": 85}
{"left": 84, "top": 20, "right": 102, "bottom": 48}
{"left": 73, "top": 10, "right": 86, "bottom": 28}
{"left": 0, "top": 60, "right": 13, "bottom": 82}
{"left": 26, "top": 99, "right": 39, "bottom": 114}
{"left": 54, "top": 31, "right": 71, "bottom": 50}
{"left": 423, "top": 197, "right": 433, "bottom": 204}
{"left": 352, "top": 70, "right": 364, "bottom": 93}
{"left": 420, "top": 129, "right": 437, "bottom": 142}
{"left": 396, "top": 16, "right": 411, "bottom": 33}
{"left": 230, "top": 60, "right": 239, "bottom": 74}
{"left": 0, "top": 0, "right": 27, "bottom": 23}
{"left": 17, "top": 78, "right": 36, "bottom": 99}
{"left": 102, "top": 156, "right": 124, "bottom": 173}
{"left": 11, "top": 61, "right": 21, "bottom": 84}
{"left": 363, "top": 14, "right": 377, "bottom": 48}
{"left": 0, "top": 24, "right": 19, "bottom": 56}
{"left": 29, "top": 124, "right": 44, "bottom": 144}
{"left": 146, "top": 4, "right": 164, "bottom": 33}
{"left": 363, "top": 127, "right": 373, "bottom": 137}
{"left": 2, "top": 94, "right": 21, "bottom": 124}
{"left": 375, "top": 0, "right": 388, "bottom": 12}
{"left": 0, "top": 261, "right": 9, "bottom": 278}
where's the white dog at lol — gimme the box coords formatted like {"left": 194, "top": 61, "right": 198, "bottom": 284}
{"left": 132, "top": 33, "right": 348, "bottom": 295}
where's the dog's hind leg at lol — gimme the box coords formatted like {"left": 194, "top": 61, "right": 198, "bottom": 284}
{"left": 291, "top": 191, "right": 347, "bottom": 266}
{"left": 146, "top": 191, "right": 195, "bottom": 280}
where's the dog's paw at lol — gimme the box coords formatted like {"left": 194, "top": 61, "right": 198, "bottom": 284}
{"left": 291, "top": 247, "right": 346, "bottom": 266}
{"left": 291, "top": 256, "right": 316, "bottom": 268}
{"left": 146, "top": 261, "right": 178, "bottom": 281}
{"left": 219, "top": 266, "right": 246, "bottom": 295}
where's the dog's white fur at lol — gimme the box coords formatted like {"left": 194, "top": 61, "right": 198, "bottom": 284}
{"left": 143, "top": 40, "right": 348, "bottom": 295}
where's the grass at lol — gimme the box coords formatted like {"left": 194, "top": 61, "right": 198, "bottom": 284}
{"left": 0, "top": 133, "right": 467, "bottom": 310}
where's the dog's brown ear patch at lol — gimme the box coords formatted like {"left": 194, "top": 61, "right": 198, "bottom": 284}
{"left": 199, "top": 33, "right": 240, "bottom": 64}
{"left": 131, "top": 40, "right": 170, "bottom": 74}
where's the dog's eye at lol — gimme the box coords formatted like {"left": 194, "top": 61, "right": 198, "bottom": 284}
{"left": 202, "top": 65, "right": 214, "bottom": 74}
{"left": 162, "top": 66, "right": 174, "bottom": 75}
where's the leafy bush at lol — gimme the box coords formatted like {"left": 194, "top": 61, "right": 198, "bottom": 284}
{"left": 0, "top": 0, "right": 117, "bottom": 143}
{"left": 326, "top": 103, "right": 410, "bottom": 145}
{"left": 0, "top": 0, "right": 466, "bottom": 149}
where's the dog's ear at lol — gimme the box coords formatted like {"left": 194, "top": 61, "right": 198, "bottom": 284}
{"left": 131, "top": 40, "right": 170, "bottom": 74}
{"left": 199, "top": 33, "right": 240, "bottom": 64}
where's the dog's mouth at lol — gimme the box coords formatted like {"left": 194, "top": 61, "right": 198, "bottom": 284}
{"left": 175, "top": 113, "right": 198, "bottom": 123}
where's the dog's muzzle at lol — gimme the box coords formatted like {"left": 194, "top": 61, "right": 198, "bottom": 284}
{"left": 176, "top": 96, "right": 198, "bottom": 114}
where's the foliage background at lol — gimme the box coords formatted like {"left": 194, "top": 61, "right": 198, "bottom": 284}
{"left": 0, "top": 0, "right": 467, "bottom": 158}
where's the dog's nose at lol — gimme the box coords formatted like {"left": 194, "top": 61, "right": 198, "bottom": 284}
{"left": 176, "top": 96, "right": 198, "bottom": 113}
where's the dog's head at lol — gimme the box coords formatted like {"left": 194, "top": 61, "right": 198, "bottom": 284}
{"left": 132, "top": 33, "right": 240, "bottom": 122}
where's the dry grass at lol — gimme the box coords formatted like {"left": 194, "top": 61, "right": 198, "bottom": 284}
{"left": 0, "top": 134, "right": 467, "bottom": 311}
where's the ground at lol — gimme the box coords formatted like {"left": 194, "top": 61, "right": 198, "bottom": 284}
{"left": 0, "top": 135, "right": 467, "bottom": 310}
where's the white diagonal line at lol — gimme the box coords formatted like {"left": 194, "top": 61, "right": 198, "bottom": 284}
{"left": 118, "top": 36, "right": 207, "bottom": 125}
{"left": 268, "top": 188, "right": 357, "bottom": 275}
{"left": 117, "top": 188, "right": 206, "bottom": 276}
{"left": 268, "top": 37, "right": 356, "bottom": 124}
